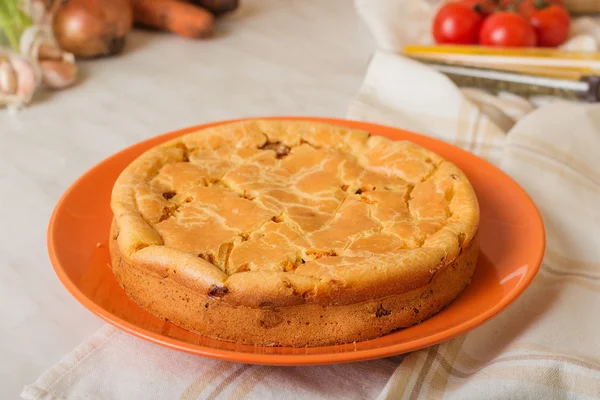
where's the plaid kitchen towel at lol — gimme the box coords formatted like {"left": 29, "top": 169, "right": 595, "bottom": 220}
{"left": 352, "top": 6, "right": 600, "bottom": 399}
{"left": 349, "top": 50, "right": 600, "bottom": 400}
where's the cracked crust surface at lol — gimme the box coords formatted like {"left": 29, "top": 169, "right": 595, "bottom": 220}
{"left": 110, "top": 120, "right": 479, "bottom": 346}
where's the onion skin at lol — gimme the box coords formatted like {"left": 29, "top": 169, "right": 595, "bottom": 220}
{"left": 53, "top": 0, "right": 133, "bottom": 58}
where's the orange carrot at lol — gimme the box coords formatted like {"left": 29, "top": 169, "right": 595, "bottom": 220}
{"left": 132, "top": 0, "right": 215, "bottom": 39}
{"left": 187, "top": 0, "right": 239, "bottom": 16}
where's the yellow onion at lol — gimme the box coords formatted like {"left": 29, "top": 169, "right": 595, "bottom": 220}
{"left": 53, "top": 0, "right": 133, "bottom": 58}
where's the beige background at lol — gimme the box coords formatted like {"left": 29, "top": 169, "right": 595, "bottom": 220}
{"left": 0, "top": 0, "right": 373, "bottom": 397}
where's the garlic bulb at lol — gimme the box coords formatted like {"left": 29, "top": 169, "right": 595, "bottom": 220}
{"left": 0, "top": 1, "right": 78, "bottom": 110}
{"left": 19, "top": 25, "right": 78, "bottom": 90}
{"left": 11, "top": 56, "right": 39, "bottom": 104}
{"left": 0, "top": 61, "right": 17, "bottom": 95}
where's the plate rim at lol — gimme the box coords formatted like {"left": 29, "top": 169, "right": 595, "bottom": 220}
{"left": 47, "top": 116, "right": 546, "bottom": 365}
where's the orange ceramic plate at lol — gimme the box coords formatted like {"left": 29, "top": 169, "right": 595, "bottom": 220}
{"left": 48, "top": 117, "right": 545, "bottom": 365}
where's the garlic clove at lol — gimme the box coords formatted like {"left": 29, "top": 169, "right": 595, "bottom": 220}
{"left": 9, "top": 57, "right": 40, "bottom": 104}
{"left": 0, "top": 61, "right": 18, "bottom": 95}
{"left": 40, "top": 60, "right": 78, "bottom": 89}
{"left": 38, "top": 43, "right": 65, "bottom": 62}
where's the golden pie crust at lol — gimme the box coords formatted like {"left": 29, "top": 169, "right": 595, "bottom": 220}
{"left": 109, "top": 120, "right": 479, "bottom": 346}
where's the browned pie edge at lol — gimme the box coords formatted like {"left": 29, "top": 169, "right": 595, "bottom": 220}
{"left": 110, "top": 220, "right": 478, "bottom": 346}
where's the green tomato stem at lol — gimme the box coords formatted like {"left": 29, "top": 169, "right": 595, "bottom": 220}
{"left": 535, "top": 0, "right": 551, "bottom": 9}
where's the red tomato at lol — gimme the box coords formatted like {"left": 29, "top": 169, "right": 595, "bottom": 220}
{"left": 511, "top": 0, "right": 537, "bottom": 16}
{"left": 432, "top": 3, "right": 483, "bottom": 45}
{"left": 529, "top": 5, "right": 571, "bottom": 47}
{"left": 479, "top": 12, "right": 537, "bottom": 47}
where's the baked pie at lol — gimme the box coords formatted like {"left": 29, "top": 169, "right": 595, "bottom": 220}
{"left": 110, "top": 120, "right": 479, "bottom": 346}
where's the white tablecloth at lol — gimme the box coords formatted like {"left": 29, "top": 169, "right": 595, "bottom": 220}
{"left": 0, "top": 0, "right": 373, "bottom": 396}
